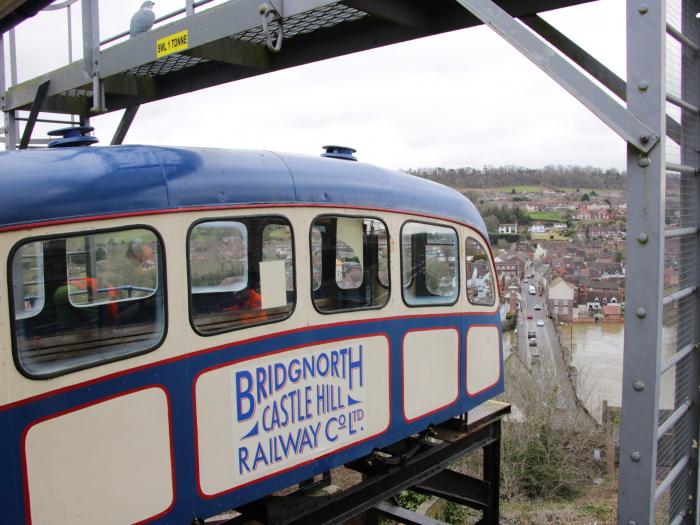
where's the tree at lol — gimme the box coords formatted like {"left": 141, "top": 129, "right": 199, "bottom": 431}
{"left": 615, "top": 251, "right": 624, "bottom": 262}
{"left": 511, "top": 188, "right": 517, "bottom": 194}
{"left": 581, "top": 193, "right": 590, "bottom": 202}
{"left": 484, "top": 214, "right": 499, "bottom": 233}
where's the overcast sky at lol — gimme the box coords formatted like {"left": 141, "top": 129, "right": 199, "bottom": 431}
{"left": 4, "top": 0, "right": 626, "bottom": 170}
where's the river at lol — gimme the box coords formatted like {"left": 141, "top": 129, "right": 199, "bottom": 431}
{"left": 560, "top": 323, "right": 677, "bottom": 422}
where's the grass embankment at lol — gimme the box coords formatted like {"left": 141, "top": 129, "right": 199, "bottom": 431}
{"left": 409, "top": 356, "right": 612, "bottom": 524}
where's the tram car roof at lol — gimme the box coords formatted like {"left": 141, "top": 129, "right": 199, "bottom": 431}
{"left": 0, "top": 145, "right": 486, "bottom": 236}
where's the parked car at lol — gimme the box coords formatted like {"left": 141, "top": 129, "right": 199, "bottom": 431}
{"left": 537, "top": 319, "right": 545, "bottom": 327}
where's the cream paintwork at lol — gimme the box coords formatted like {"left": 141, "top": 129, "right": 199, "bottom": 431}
{"left": 195, "top": 335, "right": 390, "bottom": 496}
{"left": 466, "top": 326, "right": 501, "bottom": 396}
{"left": 0, "top": 206, "right": 498, "bottom": 407}
{"left": 402, "top": 328, "right": 459, "bottom": 421}
{"left": 23, "top": 387, "right": 173, "bottom": 525}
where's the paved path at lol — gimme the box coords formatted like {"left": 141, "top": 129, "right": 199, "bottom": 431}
{"left": 516, "top": 277, "right": 583, "bottom": 415}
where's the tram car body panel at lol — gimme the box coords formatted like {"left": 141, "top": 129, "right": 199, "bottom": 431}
{"left": 0, "top": 146, "right": 503, "bottom": 524}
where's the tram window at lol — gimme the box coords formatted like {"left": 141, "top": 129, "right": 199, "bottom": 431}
{"left": 10, "top": 227, "right": 166, "bottom": 379}
{"left": 401, "top": 222, "right": 458, "bottom": 306}
{"left": 311, "top": 216, "right": 390, "bottom": 313}
{"left": 188, "top": 217, "right": 295, "bottom": 335}
{"left": 466, "top": 237, "right": 496, "bottom": 306}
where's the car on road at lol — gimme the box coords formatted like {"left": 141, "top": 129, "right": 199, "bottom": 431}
{"left": 534, "top": 304, "right": 541, "bottom": 310}
{"left": 537, "top": 319, "right": 545, "bottom": 327}
{"left": 528, "top": 338, "right": 537, "bottom": 346}
{"left": 523, "top": 279, "right": 528, "bottom": 284}
{"left": 527, "top": 312, "right": 533, "bottom": 319}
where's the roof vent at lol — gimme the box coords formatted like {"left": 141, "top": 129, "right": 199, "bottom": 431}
{"left": 47, "top": 126, "right": 99, "bottom": 148}
{"left": 321, "top": 145, "right": 357, "bottom": 161}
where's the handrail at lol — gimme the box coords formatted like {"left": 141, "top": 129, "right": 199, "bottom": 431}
{"left": 100, "top": 0, "right": 217, "bottom": 46}
{"left": 655, "top": 454, "right": 690, "bottom": 501}
{"left": 656, "top": 400, "right": 691, "bottom": 440}
{"left": 661, "top": 343, "right": 697, "bottom": 374}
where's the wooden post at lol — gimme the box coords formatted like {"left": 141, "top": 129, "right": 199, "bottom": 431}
{"left": 602, "top": 400, "right": 615, "bottom": 475}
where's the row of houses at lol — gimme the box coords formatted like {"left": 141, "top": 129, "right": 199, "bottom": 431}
{"left": 495, "top": 239, "right": 627, "bottom": 322}
{"left": 547, "top": 276, "right": 624, "bottom": 322}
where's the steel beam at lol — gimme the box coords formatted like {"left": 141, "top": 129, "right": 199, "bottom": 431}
{"left": 343, "top": 0, "right": 428, "bottom": 28}
{"left": 617, "top": 1, "right": 667, "bottom": 523}
{"left": 454, "top": 0, "right": 658, "bottom": 153}
{"left": 110, "top": 105, "right": 139, "bottom": 145}
{"left": 184, "top": 38, "right": 271, "bottom": 69}
{"left": 520, "top": 14, "right": 682, "bottom": 146}
{"left": 373, "top": 502, "right": 447, "bottom": 525}
{"left": 18, "top": 79, "right": 49, "bottom": 149}
{"left": 415, "top": 469, "right": 488, "bottom": 510}
{"left": 81, "top": 0, "right": 105, "bottom": 112}
{"left": 1, "top": 30, "right": 18, "bottom": 150}
{"left": 233, "top": 410, "right": 508, "bottom": 525}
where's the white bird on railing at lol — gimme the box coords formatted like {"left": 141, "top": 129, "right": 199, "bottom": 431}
{"left": 130, "top": 1, "right": 156, "bottom": 37}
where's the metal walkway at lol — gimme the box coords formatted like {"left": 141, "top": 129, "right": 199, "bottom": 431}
{"left": 2, "top": 1, "right": 700, "bottom": 523}
{"left": 1, "top": 0, "right": 592, "bottom": 148}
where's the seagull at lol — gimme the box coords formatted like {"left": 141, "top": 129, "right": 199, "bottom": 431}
{"left": 130, "top": 1, "right": 156, "bottom": 37}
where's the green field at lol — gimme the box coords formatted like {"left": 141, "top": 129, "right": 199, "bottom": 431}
{"left": 531, "top": 232, "right": 570, "bottom": 241}
{"left": 529, "top": 211, "right": 565, "bottom": 222}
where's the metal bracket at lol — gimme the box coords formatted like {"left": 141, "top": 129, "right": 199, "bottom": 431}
{"left": 18, "top": 80, "right": 50, "bottom": 150}
{"left": 259, "top": 2, "right": 284, "bottom": 53}
{"left": 454, "top": 0, "right": 659, "bottom": 153}
{"left": 110, "top": 105, "right": 140, "bottom": 145}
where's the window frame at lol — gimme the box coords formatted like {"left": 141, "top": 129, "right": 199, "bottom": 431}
{"left": 309, "top": 213, "right": 391, "bottom": 316}
{"left": 12, "top": 240, "right": 46, "bottom": 320}
{"left": 465, "top": 235, "right": 497, "bottom": 308}
{"left": 8, "top": 224, "right": 168, "bottom": 380}
{"left": 399, "top": 220, "right": 460, "bottom": 308}
{"left": 186, "top": 214, "right": 297, "bottom": 337}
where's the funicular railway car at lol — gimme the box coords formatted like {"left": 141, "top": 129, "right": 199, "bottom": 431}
{"left": 0, "top": 139, "right": 503, "bottom": 524}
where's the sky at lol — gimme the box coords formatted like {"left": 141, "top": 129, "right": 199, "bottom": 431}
{"left": 3, "top": 0, "right": 627, "bottom": 170}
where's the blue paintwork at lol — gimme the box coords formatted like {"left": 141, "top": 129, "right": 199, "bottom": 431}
{"left": 47, "top": 126, "right": 99, "bottom": 148}
{"left": 0, "top": 146, "right": 486, "bottom": 236}
{"left": 0, "top": 314, "right": 503, "bottom": 523}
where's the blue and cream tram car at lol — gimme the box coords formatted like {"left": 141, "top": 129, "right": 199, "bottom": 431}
{"left": 0, "top": 139, "right": 503, "bottom": 524}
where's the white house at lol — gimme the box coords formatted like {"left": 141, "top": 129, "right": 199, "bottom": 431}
{"left": 529, "top": 224, "right": 546, "bottom": 234}
{"left": 534, "top": 244, "right": 547, "bottom": 260}
{"left": 498, "top": 223, "right": 518, "bottom": 234}
{"left": 547, "top": 277, "right": 576, "bottom": 322}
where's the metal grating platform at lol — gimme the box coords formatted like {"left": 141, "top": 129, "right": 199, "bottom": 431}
{"left": 127, "top": 53, "right": 209, "bottom": 78}
{"left": 235, "top": 4, "right": 368, "bottom": 45}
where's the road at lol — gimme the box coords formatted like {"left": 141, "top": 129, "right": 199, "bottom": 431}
{"left": 516, "top": 273, "right": 580, "bottom": 413}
